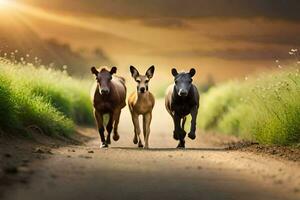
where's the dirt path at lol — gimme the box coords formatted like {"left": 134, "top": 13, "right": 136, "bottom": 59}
{"left": 2, "top": 100, "right": 300, "bottom": 200}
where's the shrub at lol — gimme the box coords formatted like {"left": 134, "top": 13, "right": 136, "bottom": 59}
{"left": 199, "top": 67, "right": 300, "bottom": 145}
{"left": 0, "top": 58, "right": 93, "bottom": 137}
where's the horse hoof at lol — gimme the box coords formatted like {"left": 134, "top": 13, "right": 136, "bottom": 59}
{"left": 177, "top": 141, "right": 185, "bottom": 149}
{"left": 188, "top": 132, "right": 196, "bottom": 140}
{"left": 138, "top": 143, "right": 144, "bottom": 148}
{"left": 133, "top": 137, "right": 138, "bottom": 144}
{"left": 113, "top": 134, "right": 120, "bottom": 141}
{"left": 176, "top": 145, "right": 185, "bottom": 149}
{"left": 100, "top": 143, "right": 108, "bottom": 148}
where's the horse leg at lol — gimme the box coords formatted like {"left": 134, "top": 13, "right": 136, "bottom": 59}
{"left": 188, "top": 106, "right": 198, "bottom": 140}
{"left": 143, "top": 112, "right": 152, "bottom": 149}
{"left": 112, "top": 109, "right": 121, "bottom": 141}
{"left": 132, "top": 113, "right": 143, "bottom": 148}
{"left": 177, "top": 125, "right": 186, "bottom": 148}
{"left": 173, "top": 114, "right": 186, "bottom": 148}
{"left": 106, "top": 112, "right": 113, "bottom": 144}
{"left": 94, "top": 111, "right": 107, "bottom": 148}
{"left": 129, "top": 109, "right": 138, "bottom": 144}
{"left": 181, "top": 117, "right": 186, "bottom": 130}
{"left": 172, "top": 114, "right": 181, "bottom": 140}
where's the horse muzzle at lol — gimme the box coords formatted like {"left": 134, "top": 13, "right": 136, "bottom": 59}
{"left": 100, "top": 88, "right": 110, "bottom": 95}
{"left": 178, "top": 89, "right": 188, "bottom": 97}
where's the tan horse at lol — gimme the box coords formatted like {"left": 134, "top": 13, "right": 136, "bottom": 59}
{"left": 128, "top": 65, "right": 155, "bottom": 148}
{"left": 91, "top": 66, "right": 126, "bottom": 148}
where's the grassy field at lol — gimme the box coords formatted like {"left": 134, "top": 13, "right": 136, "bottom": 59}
{"left": 0, "top": 58, "right": 94, "bottom": 137}
{"left": 199, "top": 65, "right": 300, "bottom": 145}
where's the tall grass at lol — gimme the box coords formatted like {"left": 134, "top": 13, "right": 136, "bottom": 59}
{"left": 0, "top": 58, "right": 93, "bottom": 137}
{"left": 199, "top": 66, "right": 300, "bottom": 145}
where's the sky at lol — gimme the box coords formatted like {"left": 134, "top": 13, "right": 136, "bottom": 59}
{"left": 1, "top": 0, "right": 300, "bottom": 81}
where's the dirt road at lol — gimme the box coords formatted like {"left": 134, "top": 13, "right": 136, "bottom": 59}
{"left": 2, "top": 100, "right": 300, "bottom": 200}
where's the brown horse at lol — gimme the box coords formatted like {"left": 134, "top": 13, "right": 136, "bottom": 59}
{"left": 91, "top": 66, "right": 126, "bottom": 148}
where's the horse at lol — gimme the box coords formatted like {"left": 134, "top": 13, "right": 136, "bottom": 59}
{"left": 128, "top": 65, "right": 155, "bottom": 148}
{"left": 165, "top": 68, "right": 199, "bottom": 148}
{"left": 91, "top": 66, "right": 126, "bottom": 148}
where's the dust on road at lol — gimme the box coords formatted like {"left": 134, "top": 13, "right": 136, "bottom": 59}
{"left": 2, "top": 100, "right": 300, "bottom": 200}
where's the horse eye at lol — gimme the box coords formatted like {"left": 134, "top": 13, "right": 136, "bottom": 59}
{"left": 136, "top": 80, "right": 141, "bottom": 83}
{"left": 175, "top": 81, "right": 178, "bottom": 84}
{"left": 145, "top": 80, "right": 149, "bottom": 83}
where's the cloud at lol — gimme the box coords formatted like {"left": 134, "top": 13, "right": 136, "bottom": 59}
{"left": 20, "top": 0, "right": 300, "bottom": 21}
{"left": 209, "top": 33, "right": 300, "bottom": 46}
{"left": 141, "top": 18, "right": 189, "bottom": 28}
{"left": 153, "top": 48, "right": 293, "bottom": 61}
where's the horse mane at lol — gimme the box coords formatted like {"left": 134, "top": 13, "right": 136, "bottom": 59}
{"left": 114, "top": 75, "right": 126, "bottom": 85}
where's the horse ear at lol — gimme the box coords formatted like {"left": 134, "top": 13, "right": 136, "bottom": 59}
{"left": 130, "top": 65, "right": 139, "bottom": 79}
{"left": 91, "top": 67, "right": 98, "bottom": 76}
{"left": 110, "top": 66, "right": 117, "bottom": 75}
{"left": 171, "top": 68, "right": 178, "bottom": 77}
{"left": 189, "top": 68, "right": 196, "bottom": 77}
{"left": 145, "top": 65, "right": 155, "bottom": 79}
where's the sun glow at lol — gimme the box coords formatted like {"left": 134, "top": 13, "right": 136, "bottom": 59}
{"left": 0, "top": 0, "right": 10, "bottom": 6}
{"left": 0, "top": 0, "right": 12, "bottom": 10}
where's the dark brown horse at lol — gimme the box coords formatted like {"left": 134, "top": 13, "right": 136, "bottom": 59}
{"left": 91, "top": 66, "right": 126, "bottom": 148}
{"left": 165, "top": 68, "right": 199, "bottom": 148}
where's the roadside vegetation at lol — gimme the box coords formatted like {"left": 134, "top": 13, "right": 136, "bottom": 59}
{"left": 199, "top": 61, "right": 300, "bottom": 145}
{"left": 0, "top": 58, "right": 93, "bottom": 137}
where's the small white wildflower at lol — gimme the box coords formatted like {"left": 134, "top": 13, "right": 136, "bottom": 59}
{"left": 14, "top": 50, "right": 18, "bottom": 53}
{"left": 291, "top": 49, "right": 298, "bottom": 52}
{"left": 26, "top": 54, "right": 30, "bottom": 58}
{"left": 245, "top": 76, "right": 248, "bottom": 81}
{"left": 275, "top": 59, "right": 279, "bottom": 63}
{"left": 289, "top": 52, "right": 294, "bottom": 55}
{"left": 278, "top": 65, "right": 282, "bottom": 69}
{"left": 62, "top": 65, "right": 68, "bottom": 70}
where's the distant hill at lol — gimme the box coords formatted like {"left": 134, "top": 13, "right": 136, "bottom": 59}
{"left": 0, "top": 14, "right": 112, "bottom": 77}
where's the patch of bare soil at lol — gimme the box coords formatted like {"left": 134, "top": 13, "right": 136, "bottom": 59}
{"left": 225, "top": 140, "right": 300, "bottom": 162}
{"left": 201, "top": 131, "right": 300, "bottom": 162}
{"left": 0, "top": 127, "right": 93, "bottom": 198}
{"left": 233, "top": 143, "right": 300, "bottom": 162}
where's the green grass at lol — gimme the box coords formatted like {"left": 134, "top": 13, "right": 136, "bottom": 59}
{"left": 199, "top": 67, "right": 300, "bottom": 145}
{"left": 0, "top": 58, "right": 93, "bottom": 137}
